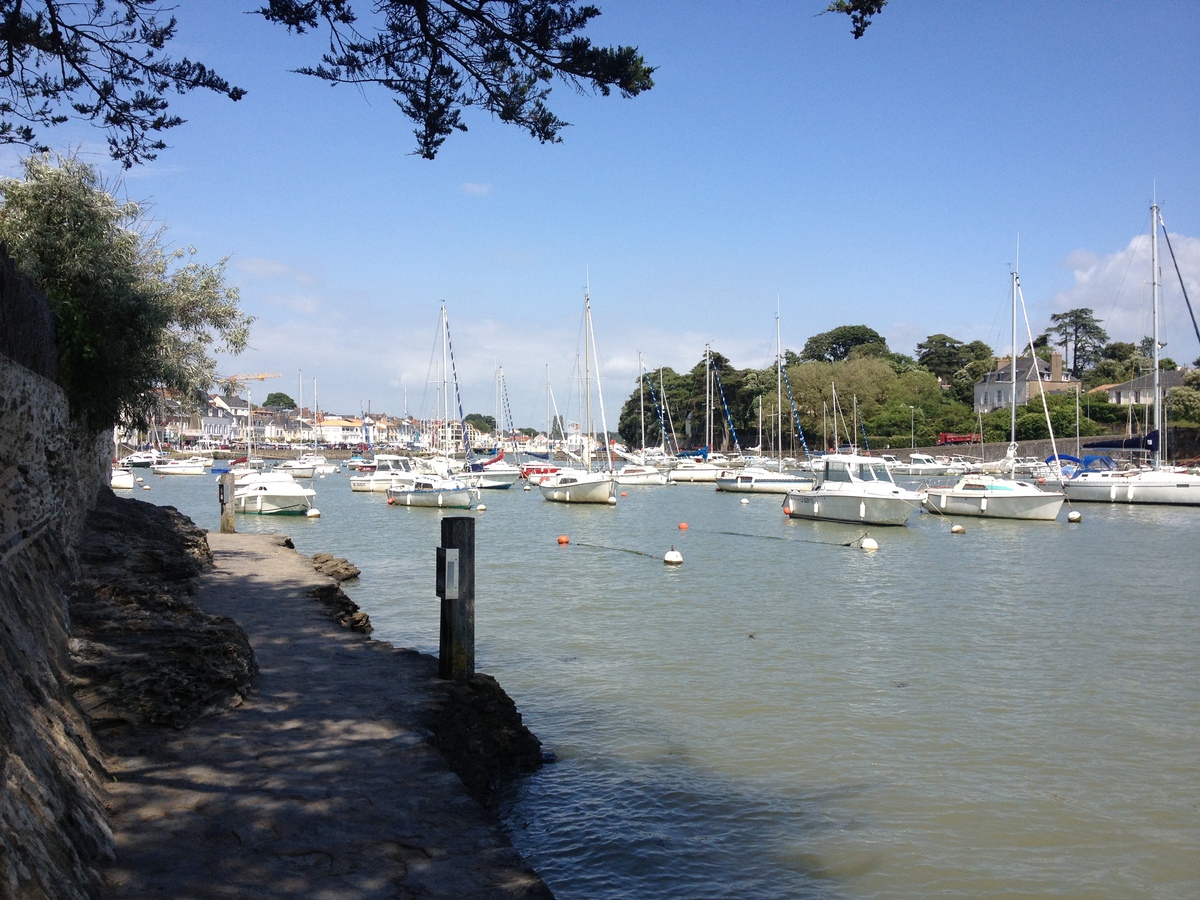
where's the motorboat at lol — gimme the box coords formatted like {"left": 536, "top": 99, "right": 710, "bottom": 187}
{"left": 891, "top": 453, "right": 949, "bottom": 476}
{"left": 667, "top": 459, "right": 722, "bottom": 483}
{"left": 782, "top": 452, "right": 924, "bottom": 526}
{"left": 349, "top": 454, "right": 420, "bottom": 492}
{"left": 122, "top": 449, "right": 165, "bottom": 468}
{"left": 233, "top": 472, "right": 316, "bottom": 515}
{"left": 110, "top": 465, "right": 135, "bottom": 490}
{"left": 276, "top": 458, "right": 316, "bottom": 478}
{"left": 616, "top": 463, "right": 668, "bottom": 486}
{"left": 150, "top": 455, "right": 209, "bottom": 475}
{"left": 922, "top": 474, "right": 1064, "bottom": 520}
{"left": 520, "top": 462, "right": 560, "bottom": 485}
{"left": 539, "top": 469, "right": 616, "bottom": 504}
{"left": 466, "top": 458, "right": 523, "bottom": 489}
{"left": 386, "top": 475, "right": 476, "bottom": 508}
{"left": 715, "top": 466, "right": 815, "bottom": 494}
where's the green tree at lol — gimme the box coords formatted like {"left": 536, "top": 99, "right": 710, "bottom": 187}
{"left": 801, "top": 325, "right": 888, "bottom": 363}
{"left": 264, "top": 392, "right": 296, "bottom": 409}
{"left": 0, "top": 1, "right": 654, "bottom": 165}
{"left": 1168, "top": 387, "right": 1200, "bottom": 424}
{"left": 0, "top": 153, "right": 251, "bottom": 429}
{"left": 824, "top": 0, "right": 889, "bottom": 39}
{"left": 1043, "top": 308, "right": 1109, "bottom": 379}
{"left": 464, "top": 413, "right": 496, "bottom": 434}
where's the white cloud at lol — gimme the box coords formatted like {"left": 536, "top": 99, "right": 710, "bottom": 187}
{"left": 460, "top": 182, "right": 493, "bottom": 196}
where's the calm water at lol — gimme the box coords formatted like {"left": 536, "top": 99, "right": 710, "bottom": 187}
{"left": 138, "top": 469, "right": 1200, "bottom": 899}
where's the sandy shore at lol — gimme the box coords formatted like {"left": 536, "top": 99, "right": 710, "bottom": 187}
{"left": 99, "top": 530, "right": 552, "bottom": 898}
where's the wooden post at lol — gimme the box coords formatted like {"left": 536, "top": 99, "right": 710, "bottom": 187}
{"left": 219, "top": 471, "right": 236, "bottom": 534}
{"left": 436, "top": 516, "right": 475, "bottom": 680}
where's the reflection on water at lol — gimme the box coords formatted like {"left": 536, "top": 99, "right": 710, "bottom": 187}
{"left": 142, "top": 472, "right": 1200, "bottom": 899}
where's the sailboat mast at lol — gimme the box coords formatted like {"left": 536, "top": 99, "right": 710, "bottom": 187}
{"left": 776, "top": 313, "right": 783, "bottom": 463}
{"left": 1151, "top": 201, "right": 1162, "bottom": 470}
{"left": 638, "top": 351, "right": 645, "bottom": 454}
{"left": 584, "top": 291, "right": 593, "bottom": 471}
{"left": 1010, "top": 266, "right": 1019, "bottom": 446}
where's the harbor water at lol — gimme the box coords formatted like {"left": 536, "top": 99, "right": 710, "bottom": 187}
{"left": 138, "top": 470, "right": 1199, "bottom": 898}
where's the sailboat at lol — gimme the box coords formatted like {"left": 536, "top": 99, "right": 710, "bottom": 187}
{"left": 539, "top": 289, "right": 617, "bottom": 504}
{"left": 923, "top": 259, "right": 1066, "bottom": 521}
{"left": 668, "top": 345, "right": 723, "bottom": 483}
{"left": 616, "top": 353, "right": 668, "bottom": 485}
{"left": 1063, "top": 201, "right": 1200, "bottom": 505}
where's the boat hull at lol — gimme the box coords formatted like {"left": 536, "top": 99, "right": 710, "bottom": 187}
{"left": 385, "top": 487, "right": 475, "bottom": 508}
{"left": 783, "top": 487, "right": 919, "bottom": 526}
{"left": 716, "top": 469, "right": 815, "bottom": 494}
{"left": 923, "top": 483, "right": 1064, "bottom": 520}
{"left": 233, "top": 486, "right": 315, "bottom": 515}
{"left": 616, "top": 465, "right": 668, "bottom": 486}
{"left": 539, "top": 472, "right": 615, "bottom": 504}
{"left": 1063, "top": 469, "right": 1200, "bottom": 505}
{"left": 668, "top": 463, "right": 721, "bottom": 483}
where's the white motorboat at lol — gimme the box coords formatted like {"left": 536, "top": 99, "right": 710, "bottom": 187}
{"left": 667, "top": 459, "right": 722, "bottom": 483}
{"left": 349, "top": 454, "right": 420, "bottom": 492}
{"left": 891, "top": 453, "right": 949, "bottom": 476}
{"left": 539, "top": 469, "right": 616, "bottom": 504}
{"left": 466, "top": 459, "right": 523, "bottom": 489}
{"left": 151, "top": 455, "right": 209, "bottom": 476}
{"left": 923, "top": 474, "right": 1064, "bottom": 520}
{"left": 298, "top": 453, "right": 340, "bottom": 475}
{"left": 715, "top": 466, "right": 815, "bottom": 494}
{"left": 616, "top": 463, "right": 668, "bottom": 486}
{"left": 386, "top": 475, "right": 476, "bottom": 508}
{"left": 233, "top": 472, "right": 316, "bottom": 515}
{"left": 1063, "top": 203, "right": 1200, "bottom": 506}
{"left": 782, "top": 453, "right": 924, "bottom": 526}
{"left": 110, "top": 466, "right": 135, "bottom": 490}
{"left": 122, "top": 449, "right": 165, "bottom": 468}
{"left": 276, "top": 459, "right": 316, "bottom": 478}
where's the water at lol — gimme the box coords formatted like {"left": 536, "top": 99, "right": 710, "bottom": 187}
{"left": 137, "top": 471, "right": 1200, "bottom": 898}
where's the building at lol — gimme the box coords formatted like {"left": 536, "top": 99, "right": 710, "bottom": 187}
{"left": 974, "top": 352, "right": 1080, "bottom": 413}
{"left": 1093, "top": 370, "right": 1184, "bottom": 406}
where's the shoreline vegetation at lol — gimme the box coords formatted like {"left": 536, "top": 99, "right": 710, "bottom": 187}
{"left": 72, "top": 492, "right": 551, "bottom": 896}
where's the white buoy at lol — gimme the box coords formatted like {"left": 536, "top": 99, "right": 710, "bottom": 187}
{"left": 664, "top": 547, "right": 683, "bottom": 566}
{"left": 950, "top": 523, "right": 966, "bottom": 535}
{"left": 135, "top": 477, "right": 144, "bottom": 484}
{"left": 607, "top": 496, "right": 617, "bottom": 505}
{"left": 141, "top": 484, "right": 151, "bottom": 491}
{"left": 476, "top": 503, "right": 487, "bottom": 511}
{"left": 1067, "top": 510, "right": 1082, "bottom": 523}
{"left": 859, "top": 536, "right": 879, "bottom": 552}
{"left": 523, "top": 484, "right": 531, "bottom": 491}
{"left": 306, "top": 508, "right": 321, "bottom": 518}
{"left": 740, "top": 497, "right": 750, "bottom": 505}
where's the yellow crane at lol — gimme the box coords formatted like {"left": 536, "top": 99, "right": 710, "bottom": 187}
{"left": 219, "top": 372, "right": 282, "bottom": 383}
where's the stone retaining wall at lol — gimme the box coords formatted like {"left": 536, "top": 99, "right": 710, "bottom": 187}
{"left": 1, "top": 354, "right": 113, "bottom": 899}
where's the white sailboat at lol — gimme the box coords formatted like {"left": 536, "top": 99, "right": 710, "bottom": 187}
{"left": 540, "top": 289, "right": 616, "bottom": 504}
{"left": 923, "top": 254, "right": 1066, "bottom": 521}
{"left": 668, "top": 344, "right": 722, "bottom": 483}
{"left": 1064, "top": 201, "right": 1200, "bottom": 506}
{"left": 616, "top": 353, "right": 668, "bottom": 485}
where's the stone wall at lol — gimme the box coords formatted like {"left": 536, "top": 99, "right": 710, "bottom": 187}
{"left": 1, "top": 354, "right": 114, "bottom": 899}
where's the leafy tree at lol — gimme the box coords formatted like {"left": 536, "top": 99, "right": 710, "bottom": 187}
{"left": 0, "top": 153, "right": 251, "bottom": 429}
{"left": 1168, "top": 386, "right": 1200, "bottom": 424}
{"left": 0, "top": 0, "right": 654, "bottom": 165}
{"left": 264, "top": 392, "right": 296, "bottom": 409}
{"left": 824, "top": 0, "right": 889, "bottom": 39}
{"left": 1101, "top": 341, "right": 1138, "bottom": 362}
{"left": 464, "top": 413, "right": 496, "bottom": 433}
{"left": 801, "top": 325, "right": 888, "bottom": 363}
{"left": 1043, "top": 308, "right": 1109, "bottom": 378}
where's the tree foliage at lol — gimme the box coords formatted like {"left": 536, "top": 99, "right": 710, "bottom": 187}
{"left": 915, "top": 333, "right": 993, "bottom": 381}
{"left": 1043, "top": 308, "right": 1109, "bottom": 379}
{"left": 0, "top": 0, "right": 654, "bottom": 165}
{"left": 0, "top": 1, "right": 246, "bottom": 167}
{"left": 464, "top": 412, "right": 496, "bottom": 433}
{"left": 801, "top": 324, "right": 888, "bottom": 363}
{"left": 264, "top": 392, "right": 296, "bottom": 409}
{"left": 824, "top": 0, "right": 888, "bottom": 39}
{"left": 0, "top": 153, "right": 252, "bottom": 430}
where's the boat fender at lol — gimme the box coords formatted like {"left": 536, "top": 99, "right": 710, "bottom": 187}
{"left": 476, "top": 503, "right": 487, "bottom": 511}
{"left": 607, "top": 496, "right": 617, "bottom": 505}
{"left": 306, "top": 508, "right": 321, "bottom": 518}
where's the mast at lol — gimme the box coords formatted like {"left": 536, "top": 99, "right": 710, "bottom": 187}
{"left": 705, "top": 343, "right": 713, "bottom": 453}
{"left": 638, "top": 351, "right": 646, "bottom": 456}
{"left": 1151, "top": 201, "right": 1162, "bottom": 470}
{"left": 1010, "top": 258, "right": 1019, "bottom": 446}
{"left": 584, "top": 290, "right": 593, "bottom": 470}
{"left": 776, "top": 312, "right": 783, "bottom": 465}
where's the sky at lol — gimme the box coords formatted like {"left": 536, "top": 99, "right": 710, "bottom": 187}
{"left": 2, "top": 0, "right": 1198, "bottom": 429}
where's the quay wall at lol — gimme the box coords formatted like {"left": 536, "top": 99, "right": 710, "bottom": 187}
{"left": 1, "top": 353, "right": 113, "bottom": 898}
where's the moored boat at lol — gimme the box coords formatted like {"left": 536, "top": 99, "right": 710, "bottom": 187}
{"left": 922, "top": 474, "right": 1064, "bottom": 520}
{"left": 233, "top": 472, "right": 316, "bottom": 515}
{"left": 386, "top": 475, "right": 476, "bottom": 508}
{"left": 782, "top": 453, "right": 923, "bottom": 526}
{"left": 715, "top": 466, "right": 815, "bottom": 494}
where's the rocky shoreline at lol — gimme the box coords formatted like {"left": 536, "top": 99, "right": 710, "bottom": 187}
{"left": 69, "top": 492, "right": 551, "bottom": 896}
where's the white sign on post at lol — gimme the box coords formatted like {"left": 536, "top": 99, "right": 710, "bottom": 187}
{"left": 443, "top": 547, "right": 459, "bottom": 600}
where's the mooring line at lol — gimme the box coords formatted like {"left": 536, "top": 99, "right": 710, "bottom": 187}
{"left": 574, "top": 541, "right": 663, "bottom": 561}
{"left": 714, "top": 529, "right": 866, "bottom": 548}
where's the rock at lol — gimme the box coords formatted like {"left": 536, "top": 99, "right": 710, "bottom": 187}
{"left": 311, "top": 552, "right": 361, "bottom": 582}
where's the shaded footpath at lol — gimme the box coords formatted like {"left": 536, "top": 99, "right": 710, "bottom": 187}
{"left": 72, "top": 495, "right": 551, "bottom": 898}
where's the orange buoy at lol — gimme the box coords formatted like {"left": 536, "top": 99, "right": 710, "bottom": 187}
{"left": 387, "top": 497, "right": 395, "bottom": 505}
{"left": 620, "top": 491, "right": 628, "bottom": 497}
{"left": 678, "top": 522, "right": 688, "bottom": 531}
{"left": 557, "top": 534, "right": 570, "bottom": 545}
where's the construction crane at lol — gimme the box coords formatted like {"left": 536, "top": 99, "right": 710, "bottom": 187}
{"left": 218, "top": 373, "right": 282, "bottom": 383}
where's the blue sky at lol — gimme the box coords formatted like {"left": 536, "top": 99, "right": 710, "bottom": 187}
{"left": 3, "top": 1, "right": 1198, "bottom": 428}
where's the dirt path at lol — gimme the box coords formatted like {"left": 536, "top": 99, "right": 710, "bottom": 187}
{"left": 101, "top": 532, "right": 551, "bottom": 899}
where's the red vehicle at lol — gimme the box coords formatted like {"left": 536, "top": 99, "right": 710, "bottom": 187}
{"left": 936, "top": 432, "right": 981, "bottom": 446}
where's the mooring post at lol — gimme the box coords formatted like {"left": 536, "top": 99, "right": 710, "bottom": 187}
{"left": 436, "top": 515, "right": 475, "bottom": 680}
{"left": 219, "top": 471, "right": 236, "bottom": 534}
